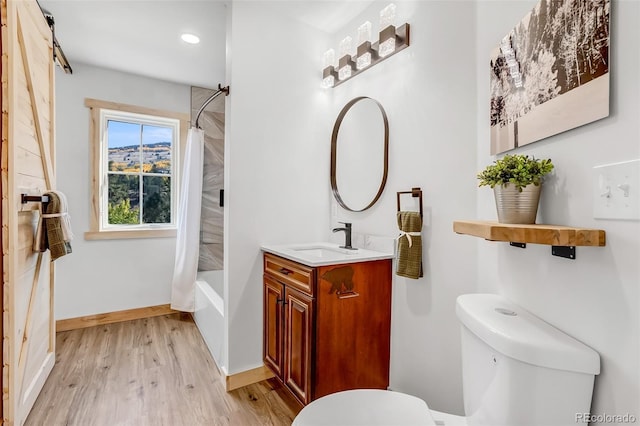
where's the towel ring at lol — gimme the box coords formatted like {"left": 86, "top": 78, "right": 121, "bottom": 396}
{"left": 396, "top": 187, "right": 423, "bottom": 217}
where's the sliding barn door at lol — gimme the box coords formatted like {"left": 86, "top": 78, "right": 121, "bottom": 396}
{"left": 1, "top": 0, "right": 57, "bottom": 424}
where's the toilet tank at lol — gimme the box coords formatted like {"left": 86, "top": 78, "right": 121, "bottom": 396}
{"left": 456, "top": 294, "right": 600, "bottom": 426}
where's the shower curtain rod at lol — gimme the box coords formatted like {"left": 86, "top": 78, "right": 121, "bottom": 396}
{"left": 194, "top": 84, "right": 230, "bottom": 129}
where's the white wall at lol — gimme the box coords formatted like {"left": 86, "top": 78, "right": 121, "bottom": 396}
{"left": 224, "top": 2, "right": 331, "bottom": 374}
{"left": 476, "top": 0, "right": 640, "bottom": 423}
{"left": 325, "top": 1, "right": 478, "bottom": 414}
{"left": 54, "top": 63, "right": 191, "bottom": 319}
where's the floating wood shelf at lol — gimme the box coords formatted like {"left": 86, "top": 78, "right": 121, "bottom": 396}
{"left": 453, "top": 221, "right": 606, "bottom": 247}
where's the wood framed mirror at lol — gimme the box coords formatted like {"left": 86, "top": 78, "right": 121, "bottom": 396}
{"left": 330, "top": 97, "right": 389, "bottom": 212}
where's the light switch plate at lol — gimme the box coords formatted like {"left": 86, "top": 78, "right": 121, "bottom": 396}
{"left": 592, "top": 159, "right": 640, "bottom": 220}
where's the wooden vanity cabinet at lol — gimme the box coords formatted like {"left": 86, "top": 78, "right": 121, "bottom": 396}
{"left": 263, "top": 253, "right": 392, "bottom": 405}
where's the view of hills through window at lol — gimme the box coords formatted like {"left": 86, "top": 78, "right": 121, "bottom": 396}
{"left": 107, "top": 120, "right": 173, "bottom": 225}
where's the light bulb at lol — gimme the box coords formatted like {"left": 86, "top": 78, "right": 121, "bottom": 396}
{"left": 323, "top": 49, "right": 336, "bottom": 68}
{"left": 357, "top": 53, "right": 372, "bottom": 70}
{"left": 322, "top": 75, "right": 335, "bottom": 88}
{"left": 379, "top": 4, "right": 396, "bottom": 28}
{"left": 378, "top": 4, "right": 397, "bottom": 58}
{"left": 338, "top": 36, "right": 354, "bottom": 80}
{"left": 378, "top": 35, "right": 396, "bottom": 58}
{"left": 181, "top": 33, "right": 200, "bottom": 44}
{"left": 322, "top": 49, "right": 337, "bottom": 88}
{"left": 339, "top": 36, "right": 352, "bottom": 57}
{"left": 339, "top": 66, "right": 352, "bottom": 80}
{"left": 356, "top": 21, "right": 373, "bottom": 70}
{"left": 357, "top": 21, "right": 372, "bottom": 45}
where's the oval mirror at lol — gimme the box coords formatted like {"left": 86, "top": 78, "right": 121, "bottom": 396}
{"left": 331, "top": 97, "right": 389, "bottom": 212}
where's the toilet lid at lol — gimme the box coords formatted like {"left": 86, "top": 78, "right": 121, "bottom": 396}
{"left": 292, "top": 389, "right": 436, "bottom": 426}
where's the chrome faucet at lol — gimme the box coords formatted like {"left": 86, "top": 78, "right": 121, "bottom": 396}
{"left": 332, "top": 222, "right": 356, "bottom": 250}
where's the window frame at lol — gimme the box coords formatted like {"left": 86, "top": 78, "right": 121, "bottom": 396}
{"left": 85, "top": 98, "right": 189, "bottom": 240}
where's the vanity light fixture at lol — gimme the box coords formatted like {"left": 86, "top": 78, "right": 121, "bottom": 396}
{"left": 321, "top": 3, "right": 410, "bottom": 88}
{"left": 322, "top": 49, "right": 338, "bottom": 88}
{"left": 356, "top": 21, "right": 375, "bottom": 70}
{"left": 181, "top": 33, "right": 200, "bottom": 44}
{"left": 378, "top": 4, "right": 397, "bottom": 57}
{"left": 338, "top": 36, "right": 356, "bottom": 81}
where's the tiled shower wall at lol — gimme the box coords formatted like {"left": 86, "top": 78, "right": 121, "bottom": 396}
{"left": 191, "top": 87, "right": 225, "bottom": 271}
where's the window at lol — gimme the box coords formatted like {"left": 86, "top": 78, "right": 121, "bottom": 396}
{"left": 103, "top": 113, "right": 177, "bottom": 226}
{"left": 85, "top": 99, "right": 189, "bottom": 240}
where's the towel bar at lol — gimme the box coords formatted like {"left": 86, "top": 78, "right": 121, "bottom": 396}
{"left": 21, "top": 194, "right": 49, "bottom": 204}
{"left": 396, "top": 187, "right": 423, "bottom": 217}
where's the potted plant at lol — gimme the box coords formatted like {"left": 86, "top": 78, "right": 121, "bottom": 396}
{"left": 477, "top": 154, "right": 554, "bottom": 224}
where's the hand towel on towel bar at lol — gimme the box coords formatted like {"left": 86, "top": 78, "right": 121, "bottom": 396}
{"left": 396, "top": 211, "right": 422, "bottom": 279}
{"left": 34, "top": 190, "right": 73, "bottom": 260}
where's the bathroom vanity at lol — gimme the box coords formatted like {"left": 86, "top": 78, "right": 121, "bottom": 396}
{"left": 261, "top": 243, "right": 393, "bottom": 405}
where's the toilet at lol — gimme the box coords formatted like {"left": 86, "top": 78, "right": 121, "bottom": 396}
{"left": 293, "top": 294, "right": 600, "bottom": 426}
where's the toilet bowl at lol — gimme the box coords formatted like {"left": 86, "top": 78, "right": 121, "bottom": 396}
{"left": 293, "top": 294, "right": 600, "bottom": 426}
{"left": 292, "top": 389, "right": 467, "bottom": 426}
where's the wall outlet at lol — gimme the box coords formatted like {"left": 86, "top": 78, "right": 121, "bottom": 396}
{"left": 592, "top": 159, "right": 640, "bottom": 220}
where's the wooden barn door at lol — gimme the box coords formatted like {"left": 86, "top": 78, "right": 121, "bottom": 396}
{"left": 1, "top": 0, "right": 56, "bottom": 424}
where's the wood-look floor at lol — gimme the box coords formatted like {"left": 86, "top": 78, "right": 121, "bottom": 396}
{"left": 25, "top": 314, "right": 301, "bottom": 426}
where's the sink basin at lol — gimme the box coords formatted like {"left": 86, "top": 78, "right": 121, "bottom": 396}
{"left": 292, "top": 246, "right": 357, "bottom": 258}
{"left": 261, "top": 242, "right": 394, "bottom": 267}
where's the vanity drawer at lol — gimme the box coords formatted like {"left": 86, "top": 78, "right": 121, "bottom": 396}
{"left": 264, "top": 253, "right": 315, "bottom": 296}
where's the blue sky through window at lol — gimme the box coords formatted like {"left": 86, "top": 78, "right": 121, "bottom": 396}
{"left": 108, "top": 120, "right": 173, "bottom": 148}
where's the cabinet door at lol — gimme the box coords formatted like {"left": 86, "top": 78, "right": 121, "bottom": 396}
{"left": 264, "top": 276, "right": 284, "bottom": 378}
{"left": 314, "top": 259, "right": 392, "bottom": 398}
{"left": 284, "top": 287, "right": 314, "bottom": 405}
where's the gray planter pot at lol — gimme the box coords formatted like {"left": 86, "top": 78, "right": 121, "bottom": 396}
{"left": 493, "top": 183, "right": 541, "bottom": 224}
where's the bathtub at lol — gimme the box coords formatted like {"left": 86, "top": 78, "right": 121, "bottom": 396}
{"left": 194, "top": 270, "right": 226, "bottom": 372}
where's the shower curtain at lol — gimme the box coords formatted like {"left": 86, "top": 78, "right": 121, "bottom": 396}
{"left": 171, "top": 127, "right": 204, "bottom": 312}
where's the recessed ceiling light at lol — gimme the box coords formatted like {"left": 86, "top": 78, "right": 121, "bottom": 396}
{"left": 181, "top": 33, "right": 200, "bottom": 44}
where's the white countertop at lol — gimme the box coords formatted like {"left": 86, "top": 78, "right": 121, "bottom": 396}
{"left": 261, "top": 242, "right": 394, "bottom": 267}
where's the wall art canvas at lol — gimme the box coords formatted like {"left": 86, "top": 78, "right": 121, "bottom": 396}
{"left": 490, "top": 0, "right": 610, "bottom": 155}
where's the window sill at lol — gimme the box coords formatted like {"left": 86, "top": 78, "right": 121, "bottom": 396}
{"left": 84, "top": 229, "right": 177, "bottom": 240}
